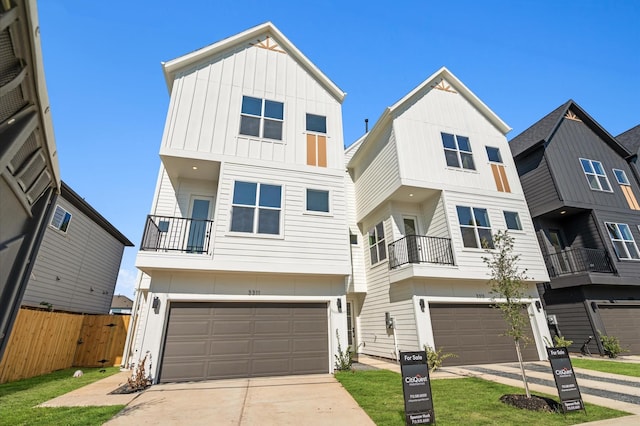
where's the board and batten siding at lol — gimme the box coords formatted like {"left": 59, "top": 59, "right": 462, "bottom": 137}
{"left": 208, "top": 161, "right": 350, "bottom": 274}
{"left": 444, "top": 191, "right": 549, "bottom": 282}
{"left": 515, "top": 147, "right": 560, "bottom": 218}
{"left": 546, "top": 118, "right": 639, "bottom": 210}
{"left": 22, "top": 197, "right": 124, "bottom": 314}
{"left": 163, "top": 42, "right": 343, "bottom": 170}
{"left": 392, "top": 82, "right": 522, "bottom": 195}
{"left": 353, "top": 127, "right": 401, "bottom": 222}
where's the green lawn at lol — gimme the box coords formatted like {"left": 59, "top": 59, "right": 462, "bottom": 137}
{"left": 336, "top": 369, "right": 630, "bottom": 426}
{"left": 0, "top": 367, "right": 125, "bottom": 426}
{"left": 571, "top": 358, "right": 640, "bottom": 377}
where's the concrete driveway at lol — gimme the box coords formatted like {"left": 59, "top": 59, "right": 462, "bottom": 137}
{"left": 104, "top": 374, "right": 374, "bottom": 426}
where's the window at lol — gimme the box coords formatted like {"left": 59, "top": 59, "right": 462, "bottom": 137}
{"left": 50, "top": 205, "right": 72, "bottom": 232}
{"left": 504, "top": 211, "right": 522, "bottom": 230}
{"left": 442, "top": 132, "right": 475, "bottom": 170}
{"left": 306, "top": 189, "right": 329, "bottom": 213}
{"left": 306, "top": 114, "right": 327, "bottom": 167}
{"left": 239, "top": 96, "right": 284, "bottom": 140}
{"left": 613, "top": 169, "right": 630, "bottom": 185}
{"left": 580, "top": 158, "right": 612, "bottom": 191}
{"left": 606, "top": 222, "right": 640, "bottom": 260}
{"left": 306, "top": 114, "right": 326, "bottom": 134}
{"left": 368, "top": 222, "right": 386, "bottom": 264}
{"left": 456, "top": 206, "right": 494, "bottom": 248}
{"left": 230, "top": 181, "right": 282, "bottom": 235}
{"left": 486, "top": 146, "right": 503, "bottom": 163}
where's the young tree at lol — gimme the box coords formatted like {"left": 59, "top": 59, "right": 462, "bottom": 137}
{"left": 483, "top": 230, "right": 532, "bottom": 398}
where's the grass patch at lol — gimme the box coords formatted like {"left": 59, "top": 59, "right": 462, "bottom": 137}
{"left": 335, "top": 369, "right": 630, "bottom": 426}
{"left": 571, "top": 358, "right": 640, "bottom": 378}
{"left": 0, "top": 367, "right": 125, "bottom": 426}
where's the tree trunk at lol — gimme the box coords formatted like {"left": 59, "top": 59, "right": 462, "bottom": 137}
{"left": 515, "top": 340, "right": 531, "bottom": 398}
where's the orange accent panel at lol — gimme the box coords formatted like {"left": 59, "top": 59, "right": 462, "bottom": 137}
{"left": 498, "top": 165, "right": 511, "bottom": 193}
{"left": 306, "top": 134, "right": 316, "bottom": 166}
{"left": 491, "top": 164, "right": 504, "bottom": 192}
{"left": 622, "top": 185, "right": 640, "bottom": 210}
{"left": 317, "top": 135, "right": 327, "bottom": 167}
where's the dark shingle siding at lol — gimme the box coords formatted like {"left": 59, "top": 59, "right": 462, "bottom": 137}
{"left": 617, "top": 124, "right": 640, "bottom": 154}
{"left": 509, "top": 100, "right": 571, "bottom": 158}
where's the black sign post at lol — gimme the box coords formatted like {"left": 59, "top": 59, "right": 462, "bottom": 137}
{"left": 400, "top": 351, "right": 435, "bottom": 425}
{"left": 546, "top": 347, "right": 585, "bottom": 414}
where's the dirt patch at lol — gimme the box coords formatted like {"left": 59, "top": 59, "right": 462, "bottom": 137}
{"left": 500, "top": 394, "right": 561, "bottom": 412}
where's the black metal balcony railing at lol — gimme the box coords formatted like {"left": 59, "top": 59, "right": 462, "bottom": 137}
{"left": 388, "top": 235, "right": 455, "bottom": 269}
{"left": 141, "top": 215, "right": 214, "bottom": 254}
{"left": 543, "top": 247, "right": 614, "bottom": 278}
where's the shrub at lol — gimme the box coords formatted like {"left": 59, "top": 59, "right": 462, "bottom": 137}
{"left": 600, "top": 334, "right": 628, "bottom": 359}
{"left": 334, "top": 329, "right": 353, "bottom": 371}
{"left": 553, "top": 335, "right": 573, "bottom": 348}
{"left": 424, "top": 345, "right": 457, "bottom": 373}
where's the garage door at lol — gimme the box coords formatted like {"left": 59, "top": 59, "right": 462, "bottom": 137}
{"left": 599, "top": 305, "right": 640, "bottom": 354}
{"left": 159, "top": 302, "right": 329, "bottom": 382}
{"left": 430, "top": 304, "right": 539, "bottom": 366}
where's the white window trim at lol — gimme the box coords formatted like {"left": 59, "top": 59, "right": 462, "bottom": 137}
{"left": 304, "top": 188, "right": 332, "bottom": 216}
{"left": 228, "top": 181, "right": 284, "bottom": 237}
{"left": 442, "top": 132, "right": 476, "bottom": 171}
{"left": 503, "top": 211, "right": 524, "bottom": 232}
{"left": 50, "top": 205, "right": 72, "bottom": 233}
{"left": 368, "top": 221, "right": 387, "bottom": 266}
{"left": 486, "top": 146, "right": 503, "bottom": 164}
{"left": 613, "top": 168, "right": 630, "bottom": 186}
{"left": 239, "top": 96, "right": 285, "bottom": 141}
{"left": 606, "top": 222, "right": 640, "bottom": 260}
{"left": 305, "top": 113, "right": 327, "bottom": 135}
{"left": 457, "top": 206, "right": 494, "bottom": 249}
{"left": 579, "top": 158, "right": 613, "bottom": 192}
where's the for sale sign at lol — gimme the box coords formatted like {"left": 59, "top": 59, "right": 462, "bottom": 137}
{"left": 400, "top": 351, "right": 434, "bottom": 425}
{"left": 546, "top": 347, "right": 584, "bottom": 413}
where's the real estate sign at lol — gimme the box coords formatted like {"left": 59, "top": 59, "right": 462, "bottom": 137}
{"left": 400, "top": 351, "right": 434, "bottom": 425}
{"left": 546, "top": 347, "right": 584, "bottom": 413}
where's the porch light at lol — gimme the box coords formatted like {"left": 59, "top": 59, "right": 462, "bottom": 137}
{"left": 535, "top": 300, "right": 542, "bottom": 312}
{"left": 409, "top": 193, "right": 414, "bottom": 197}
{"left": 337, "top": 298, "right": 342, "bottom": 313}
{"left": 560, "top": 210, "right": 566, "bottom": 215}
{"left": 192, "top": 166, "right": 198, "bottom": 170}
{"left": 419, "top": 299, "right": 425, "bottom": 312}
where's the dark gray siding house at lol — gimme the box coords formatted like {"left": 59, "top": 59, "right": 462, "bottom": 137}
{"left": 510, "top": 100, "right": 640, "bottom": 355}
{"left": 21, "top": 182, "right": 134, "bottom": 314}
{"left": 0, "top": 0, "right": 60, "bottom": 359}
{"left": 617, "top": 125, "right": 640, "bottom": 186}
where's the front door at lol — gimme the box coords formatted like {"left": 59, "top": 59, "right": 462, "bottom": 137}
{"left": 403, "top": 217, "right": 420, "bottom": 263}
{"left": 549, "top": 229, "right": 569, "bottom": 274}
{"left": 187, "top": 197, "right": 212, "bottom": 253}
{"left": 347, "top": 301, "right": 357, "bottom": 357}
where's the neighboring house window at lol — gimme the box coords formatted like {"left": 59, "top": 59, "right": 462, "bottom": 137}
{"left": 613, "top": 169, "right": 630, "bottom": 185}
{"left": 368, "top": 222, "right": 386, "bottom": 264}
{"left": 580, "top": 158, "right": 612, "bottom": 191}
{"left": 442, "top": 132, "right": 475, "bottom": 170}
{"left": 503, "top": 211, "right": 522, "bottom": 230}
{"left": 306, "top": 189, "right": 329, "bottom": 213}
{"left": 306, "top": 113, "right": 327, "bottom": 167}
{"left": 606, "top": 222, "right": 640, "bottom": 260}
{"left": 230, "top": 181, "right": 282, "bottom": 235}
{"left": 239, "top": 96, "right": 284, "bottom": 140}
{"left": 456, "top": 206, "right": 494, "bottom": 248}
{"left": 50, "top": 205, "right": 72, "bottom": 233}
{"left": 487, "top": 146, "right": 511, "bottom": 192}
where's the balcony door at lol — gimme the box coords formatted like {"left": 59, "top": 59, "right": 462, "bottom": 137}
{"left": 549, "top": 229, "right": 569, "bottom": 274}
{"left": 403, "top": 216, "right": 420, "bottom": 263}
{"left": 187, "top": 197, "right": 213, "bottom": 253}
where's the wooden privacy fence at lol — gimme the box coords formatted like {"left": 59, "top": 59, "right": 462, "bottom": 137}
{"left": 0, "top": 308, "right": 130, "bottom": 383}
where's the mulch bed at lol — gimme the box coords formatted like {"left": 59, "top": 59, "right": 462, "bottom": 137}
{"left": 500, "top": 394, "right": 561, "bottom": 412}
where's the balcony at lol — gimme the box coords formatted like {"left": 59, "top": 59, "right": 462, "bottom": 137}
{"left": 389, "top": 235, "right": 454, "bottom": 269}
{"left": 140, "top": 215, "right": 214, "bottom": 254}
{"left": 544, "top": 248, "right": 614, "bottom": 278}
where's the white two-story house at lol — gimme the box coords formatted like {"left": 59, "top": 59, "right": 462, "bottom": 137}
{"left": 345, "top": 68, "right": 552, "bottom": 365}
{"left": 125, "top": 23, "right": 351, "bottom": 382}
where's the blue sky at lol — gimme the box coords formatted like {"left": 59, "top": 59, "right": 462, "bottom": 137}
{"left": 36, "top": 1, "right": 640, "bottom": 297}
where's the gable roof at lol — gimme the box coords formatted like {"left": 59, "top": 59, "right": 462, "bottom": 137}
{"left": 617, "top": 124, "right": 640, "bottom": 154}
{"left": 509, "top": 100, "right": 631, "bottom": 158}
{"left": 111, "top": 294, "right": 133, "bottom": 309}
{"left": 348, "top": 66, "right": 510, "bottom": 167}
{"left": 161, "top": 22, "right": 346, "bottom": 103}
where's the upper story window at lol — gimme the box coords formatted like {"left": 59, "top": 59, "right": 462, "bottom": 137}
{"left": 50, "top": 205, "right": 72, "bottom": 233}
{"left": 486, "top": 146, "right": 503, "bottom": 163}
{"left": 457, "top": 206, "right": 494, "bottom": 248}
{"left": 230, "top": 181, "right": 282, "bottom": 235}
{"left": 503, "top": 211, "right": 522, "bottom": 231}
{"left": 368, "top": 222, "right": 386, "bottom": 264}
{"left": 442, "top": 133, "right": 475, "bottom": 170}
{"left": 580, "top": 158, "right": 612, "bottom": 192}
{"left": 613, "top": 169, "right": 630, "bottom": 185}
{"left": 606, "top": 222, "right": 640, "bottom": 260}
{"left": 240, "top": 96, "right": 284, "bottom": 140}
{"left": 306, "top": 189, "right": 330, "bottom": 213}
{"left": 306, "top": 114, "right": 326, "bottom": 134}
